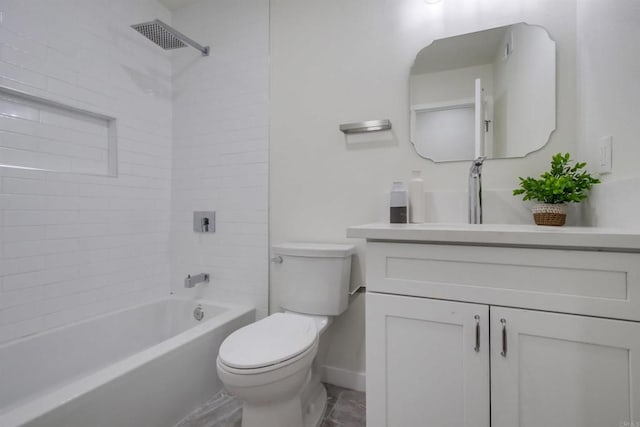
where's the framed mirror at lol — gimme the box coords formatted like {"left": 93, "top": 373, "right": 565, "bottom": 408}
{"left": 409, "top": 23, "right": 556, "bottom": 162}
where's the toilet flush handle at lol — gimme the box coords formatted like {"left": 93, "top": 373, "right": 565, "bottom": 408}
{"left": 271, "top": 256, "right": 283, "bottom": 264}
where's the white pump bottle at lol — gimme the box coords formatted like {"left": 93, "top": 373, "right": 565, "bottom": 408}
{"left": 409, "top": 170, "right": 425, "bottom": 223}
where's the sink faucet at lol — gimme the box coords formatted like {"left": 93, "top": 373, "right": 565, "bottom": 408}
{"left": 469, "top": 157, "right": 485, "bottom": 224}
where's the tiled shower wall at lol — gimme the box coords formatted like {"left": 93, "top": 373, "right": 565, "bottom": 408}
{"left": 170, "top": 0, "right": 269, "bottom": 317}
{"left": 0, "top": 0, "right": 173, "bottom": 343}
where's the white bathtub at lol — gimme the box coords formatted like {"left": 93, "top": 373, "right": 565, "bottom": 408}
{"left": 0, "top": 297, "right": 254, "bottom": 427}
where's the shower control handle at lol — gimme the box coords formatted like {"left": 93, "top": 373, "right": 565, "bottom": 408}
{"left": 193, "top": 211, "right": 215, "bottom": 233}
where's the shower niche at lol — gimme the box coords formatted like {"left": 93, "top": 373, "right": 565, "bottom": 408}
{"left": 0, "top": 86, "right": 117, "bottom": 176}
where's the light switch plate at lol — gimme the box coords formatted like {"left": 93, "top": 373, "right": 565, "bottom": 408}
{"left": 598, "top": 136, "right": 613, "bottom": 174}
{"left": 193, "top": 211, "right": 215, "bottom": 233}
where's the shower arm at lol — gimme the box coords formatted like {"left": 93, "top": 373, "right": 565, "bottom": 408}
{"left": 152, "top": 19, "right": 210, "bottom": 56}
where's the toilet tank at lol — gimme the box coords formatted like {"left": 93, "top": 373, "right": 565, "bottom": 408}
{"left": 272, "top": 243, "right": 355, "bottom": 316}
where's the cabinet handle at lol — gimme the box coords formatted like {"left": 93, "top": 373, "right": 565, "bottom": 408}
{"left": 500, "top": 318, "right": 507, "bottom": 357}
{"left": 474, "top": 315, "right": 480, "bottom": 353}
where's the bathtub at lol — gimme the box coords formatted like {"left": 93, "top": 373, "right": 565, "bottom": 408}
{"left": 0, "top": 297, "right": 255, "bottom": 427}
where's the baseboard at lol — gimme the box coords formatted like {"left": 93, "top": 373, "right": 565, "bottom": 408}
{"left": 321, "top": 365, "right": 366, "bottom": 392}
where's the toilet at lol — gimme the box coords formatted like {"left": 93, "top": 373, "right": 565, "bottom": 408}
{"left": 216, "top": 242, "right": 356, "bottom": 427}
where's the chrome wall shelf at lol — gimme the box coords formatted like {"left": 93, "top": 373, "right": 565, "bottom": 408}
{"left": 339, "top": 119, "right": 392, "bottom": 134}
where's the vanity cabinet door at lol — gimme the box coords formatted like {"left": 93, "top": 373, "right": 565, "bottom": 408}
{"left": 490, "top": 307, "right": 640, "bottom": 427}
{"left": 366, "top": 293, "right": 490, "bottom": 427}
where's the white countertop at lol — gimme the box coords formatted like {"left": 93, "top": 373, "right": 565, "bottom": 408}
{"left": 346, "top": 223, "right": 640, "bottom": 252}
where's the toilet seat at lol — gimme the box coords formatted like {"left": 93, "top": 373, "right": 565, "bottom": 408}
{"left": 218, "top": 313, "right": 318, "bottom": 372}
{"left": 217, "top": 341, "right": 317, "bottom": 378}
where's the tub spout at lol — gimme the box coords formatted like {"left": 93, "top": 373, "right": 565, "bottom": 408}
{"left": 184, "top": 273, "right": 210, "bottom": 288}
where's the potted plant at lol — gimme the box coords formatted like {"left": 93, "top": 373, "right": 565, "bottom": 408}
{"left": 513, "top": 153, "right": 600, "bottom": 226}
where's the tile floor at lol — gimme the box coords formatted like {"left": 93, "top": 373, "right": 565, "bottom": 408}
{"left": 174, "top": 383, "right": 366, "bottom": 427}
{"left": 321, "top": 384, "right": 366, "bottom": 427}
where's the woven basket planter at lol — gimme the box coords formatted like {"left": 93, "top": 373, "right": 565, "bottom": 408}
{"left": 532, "top": 203, "right": 568, "bottom": 226}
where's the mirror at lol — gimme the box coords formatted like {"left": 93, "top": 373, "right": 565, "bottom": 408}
{"left": 409, "top": 23, "right": 556, "bottom": 162}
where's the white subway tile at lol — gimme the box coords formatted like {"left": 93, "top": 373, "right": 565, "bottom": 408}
{"left": 0, "top": 286, "right": 42, "bottom": 310}
{"left": 0, "top": 0, "right": 172, "bottom": 342}
{"left": 0, "top": 256, "right": 45, "bottom": 277}
{"left": 0, "top": 317, "right": 44, "bottom": 343}
{"left": 1, "top": 0, "right": 267, "bottom": 343}
{"left": 3, "top": 210, "right": 79, "bottom": 226}
{"left": 0, "top": 61, "right": 47, "bottom": 89}
{"left": 1, "top": 225, "right": 47, "bottom": 242}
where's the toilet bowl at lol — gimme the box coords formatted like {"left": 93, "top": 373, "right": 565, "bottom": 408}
{"left": 217, "top": 313, "right": 323, "bottom": 427}
{"left": 216, "top": 242, "right": 355, "bottom": 427}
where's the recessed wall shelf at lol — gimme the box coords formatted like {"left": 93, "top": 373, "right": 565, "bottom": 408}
{"left": 339, "top": 119, "right": 392, "bottom": 134}
{"left": 0, "top": 86, "right": 117, "bottom": 176}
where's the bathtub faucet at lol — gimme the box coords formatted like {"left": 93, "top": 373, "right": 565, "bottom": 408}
{"left": 184, "top": 273, "right": 210, "bottom": 288}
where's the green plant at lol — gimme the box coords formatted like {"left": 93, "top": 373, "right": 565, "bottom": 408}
{"left": 513, "top": 153, "right": 600, "bottom": 204}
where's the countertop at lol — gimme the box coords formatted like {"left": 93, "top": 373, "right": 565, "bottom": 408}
{"left": 346, "top": 223, "right": 640, "bottom": 252}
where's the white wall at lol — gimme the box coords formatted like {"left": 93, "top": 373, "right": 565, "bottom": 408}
{"left": 0, "top": 0, "right": 173, "bottom": 343}
{"left": 170, "top": 0, "right": 270, "bottom": 318}
{"left": 576, "top": 0, "right": 640, "bottom": 228}
{"left": 270, "top": 0, "right": 578, "bottom": 388}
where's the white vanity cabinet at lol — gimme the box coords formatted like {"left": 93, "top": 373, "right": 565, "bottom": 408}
{"left": 348, "top": 224, "right": 640, "bottom": 427}
{"left": 367, "top": 293, "right": 490, "bottom": 427}
{"left": 489, "top": 307, "right": 640, "bottom": 427}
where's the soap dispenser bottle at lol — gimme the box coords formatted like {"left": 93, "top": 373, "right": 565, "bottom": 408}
{"left": 390, "top": 181, "right": 408, "bottom": 224}
{"left": 409, "top": 170, "right": 425, "bottom": 223}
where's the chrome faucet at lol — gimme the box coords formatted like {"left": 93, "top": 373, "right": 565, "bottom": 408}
{"left": 468, "top": 157, "right": 485, "bottom": 224}
{"left": 184, "top": 273, "right": 210, "bottom": 288}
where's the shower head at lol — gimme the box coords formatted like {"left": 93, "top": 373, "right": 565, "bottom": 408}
{"left": 131, "top": 19, "right": 210, "bottom": 56}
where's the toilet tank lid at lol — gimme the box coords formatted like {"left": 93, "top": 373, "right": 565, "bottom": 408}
{"left": 272, "top": 242, "right": 355, "bottom": 258}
